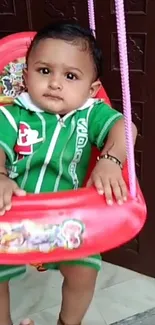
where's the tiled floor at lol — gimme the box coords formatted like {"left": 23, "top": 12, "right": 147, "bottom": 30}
{"left": 10, "top": 262, "right": 155, "bottom": 325}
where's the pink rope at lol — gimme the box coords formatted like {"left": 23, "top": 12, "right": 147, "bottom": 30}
{"left": 87, "top": 0, "right": 96, "bottom": 37}
{"left": 114, "top": 0, "right": 136, "bottom": 197}
{"left": 87, "top": 0, "right": 136, "bottom": 197}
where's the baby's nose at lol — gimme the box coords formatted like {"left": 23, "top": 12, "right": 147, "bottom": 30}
{"left": 49, "top": 76, "right": 62, "bottom": 90}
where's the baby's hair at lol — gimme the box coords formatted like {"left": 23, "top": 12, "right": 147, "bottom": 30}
{"left": 26, "top": 21, "right": 103, "bottom": 79}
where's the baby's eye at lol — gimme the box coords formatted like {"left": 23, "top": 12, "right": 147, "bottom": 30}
{"left": 66, "top": 73, "right": 77, "bottom": 80}
{"left": 39, "top": 68, "right": 50, "bottom": 74}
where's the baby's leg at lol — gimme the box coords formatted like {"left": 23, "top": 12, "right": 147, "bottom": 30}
{"left": 0, "top": 281, "right": 12, "bottom": 325}
{"left": 58, "top": 255, "right": 101, "bottom": 325}
{"left": 0, "top": 265, "right": 26, "bottom": 325}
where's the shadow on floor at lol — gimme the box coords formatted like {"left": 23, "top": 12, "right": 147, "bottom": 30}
{"left": 112, "top": 308, "right": 155, "bottom": 325}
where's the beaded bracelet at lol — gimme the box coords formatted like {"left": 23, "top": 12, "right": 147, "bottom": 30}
{"left": 97, "top": 153, "right": 123, "bottom": 169}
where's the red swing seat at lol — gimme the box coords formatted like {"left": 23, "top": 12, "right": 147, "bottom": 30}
{"left": 0, "top": 32, "right": 146, "bottom": 265}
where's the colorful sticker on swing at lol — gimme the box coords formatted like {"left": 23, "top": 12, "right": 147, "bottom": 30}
{"left": 0, "top": 219, "right": 85, "bottom": 253}
{"left": 0, "top": 58, "right": 26, "bottom": 104}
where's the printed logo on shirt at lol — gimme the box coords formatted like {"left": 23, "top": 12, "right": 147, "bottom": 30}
{"left": 69, "top": 118, "right": 88, "bottom": 189}
{"left": 14, "top": 122, "right": 43, "bottom": 157}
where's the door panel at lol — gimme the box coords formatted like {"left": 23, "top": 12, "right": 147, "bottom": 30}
{"left": 95, "top": 0, "right": 155, "bottom": 276}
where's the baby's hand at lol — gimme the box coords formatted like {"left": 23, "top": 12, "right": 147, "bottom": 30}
{"left": 0, "top": 174, "right": 26, "bottom": 215}
{"left": 86, "top": 159, "right": 128, "bottom": 205}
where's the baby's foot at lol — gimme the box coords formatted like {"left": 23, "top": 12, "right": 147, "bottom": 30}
{"left": 19, "top": 319, "right": 34, "bottom": 325}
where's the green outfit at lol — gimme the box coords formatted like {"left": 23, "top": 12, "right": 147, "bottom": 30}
{"left": 0, "top": 92, "right": 122, "bottom": 281}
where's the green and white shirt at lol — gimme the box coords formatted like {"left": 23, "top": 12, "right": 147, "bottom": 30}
{"left": 0, "top": 92, "right": 122, "bottom": 193}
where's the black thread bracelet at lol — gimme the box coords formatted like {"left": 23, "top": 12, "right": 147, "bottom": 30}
{"left": 97, "top": 153, "right": 123, "bottom": 169}
{"left": 0, "top": 171, "right": 8, "bottom": 177}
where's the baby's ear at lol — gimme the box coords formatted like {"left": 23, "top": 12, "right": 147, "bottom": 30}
{"left": 90, "top": 80, "right": 101, "bottom": 98}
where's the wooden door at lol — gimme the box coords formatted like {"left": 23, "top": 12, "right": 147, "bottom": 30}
{"left": 95, "top": 0, "right": 155, "bottom": 277}
{"left": 0, "top": 0, "right": 155, "bottom": 277}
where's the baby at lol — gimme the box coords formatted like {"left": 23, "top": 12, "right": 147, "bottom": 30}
{"left": 0, "top": 22, "right": 137, "bottom": 325}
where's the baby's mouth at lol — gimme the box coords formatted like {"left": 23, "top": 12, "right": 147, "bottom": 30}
{"left": 43, "top": 94, "right": 63, "bottom": 101}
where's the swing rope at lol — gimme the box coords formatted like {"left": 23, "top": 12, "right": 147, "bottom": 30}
{"left": 87, "top": 0, "right": 96, "bottom": 37}
{"left": 87, "top": 0, "right": 136, "bottom": 197}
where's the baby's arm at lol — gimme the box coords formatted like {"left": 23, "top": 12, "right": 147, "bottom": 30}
{"left": 100, "top": 118, "right": 137, "bottom": 164}
{"left": 0, "top": 147, "right": 26, "bottom": 216}
{"left": 87, "top": 101, "right": 138, "bottom": 204}
{"left": 87, "top": 119, "right": 137, "bottom": 204}
{"left": 0, "top": 105, "right": 27, "bottom": 214}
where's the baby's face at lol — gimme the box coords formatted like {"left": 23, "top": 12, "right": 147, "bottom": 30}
{"left": 24, "top": 38, "right": 100, "bottom": 115}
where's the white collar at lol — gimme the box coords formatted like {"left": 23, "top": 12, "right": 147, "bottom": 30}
{"left": 14, "top": 93, "right": 44, "bottom": 112}
{"left": 14, "top": 92, "right": 101, "bottom": 113}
